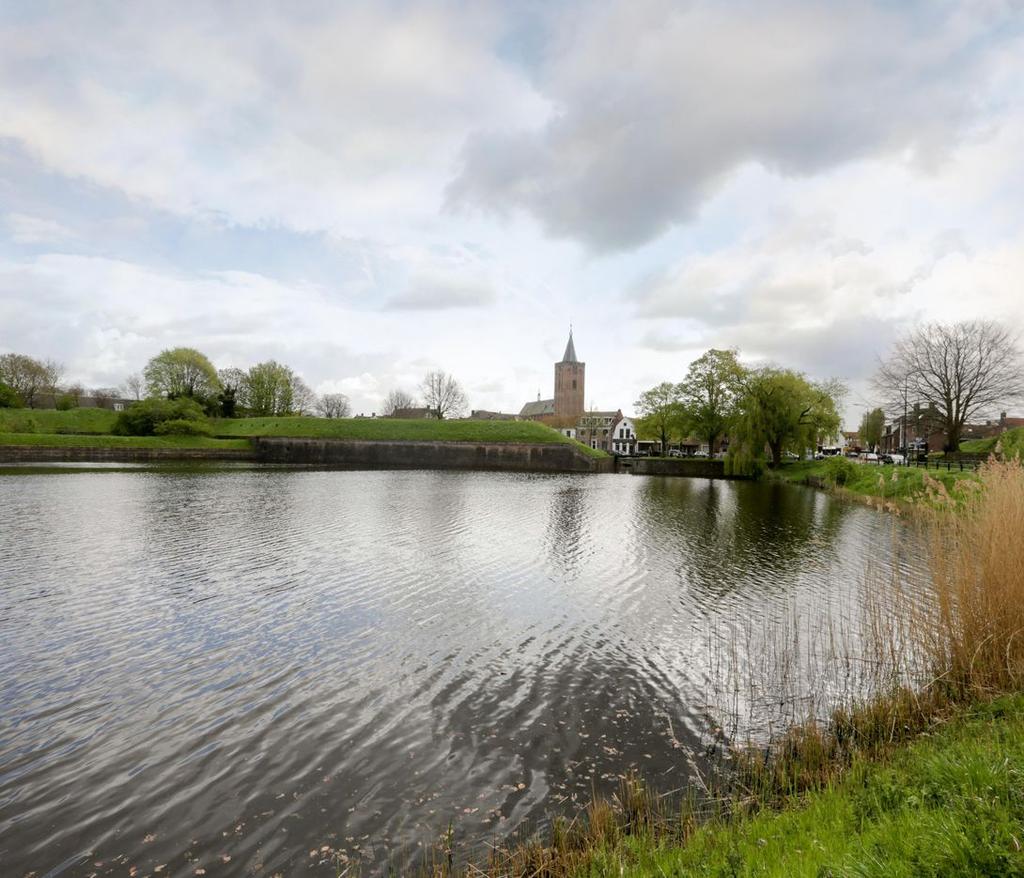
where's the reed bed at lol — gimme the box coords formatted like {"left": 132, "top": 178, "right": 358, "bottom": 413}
{"left": 373, "top": 459, "right": 1024, "bottom": 878}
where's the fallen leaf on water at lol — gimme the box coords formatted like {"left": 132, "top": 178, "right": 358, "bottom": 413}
{"left": 154, "top": 866, "right": 166, "bottom": 874}
{"left": 195, "top": 870, "right": 206, "bottom": 876}
{"left": 129, "top": 869, "right": 138, "bottom": 878}
{"left": 221, "top": 854, "right": 231, "bottom": 863}
{"left": 143, "top": 834, "right": 156, "bottom": 844}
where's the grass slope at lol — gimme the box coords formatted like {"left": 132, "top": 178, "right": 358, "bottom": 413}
{"left": 962, "top": 426, "right": 1024, "bottom": 458}
{"left": 0, "top": 407, "right": 118, "bottom": 434}
{"left": 0, "top": 432, "right": 251, "bottom": 449}
{"left": 581, "top": 695, "right": 1024, "bottom": 877}
{"left": 769, "top": 459, "right": 972, "bottom": 501}
{"left": 212, "top": 416, "right": 609, "bottom": 457}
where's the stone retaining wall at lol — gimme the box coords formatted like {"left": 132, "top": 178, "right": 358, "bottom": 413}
{"left": 0, "top": 445, "right": 255, "bottom": 463}
{"left": 253, "top": 437, "right": 612, "bottom": 473}
{"left": 617, "top": 456, "right": 733, "bottom": 478}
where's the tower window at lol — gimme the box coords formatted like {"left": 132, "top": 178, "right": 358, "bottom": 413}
{"left": 572, "top": 379, "right": 577, "bottom": 389}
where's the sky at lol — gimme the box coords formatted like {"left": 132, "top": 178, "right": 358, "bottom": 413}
{"left": 1, "top": 0, "right": 1022, "bottom": 425}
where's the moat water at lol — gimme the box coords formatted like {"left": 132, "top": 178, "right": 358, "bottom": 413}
{"left": 0, "top": 466, "right": 927, "bottom": 876}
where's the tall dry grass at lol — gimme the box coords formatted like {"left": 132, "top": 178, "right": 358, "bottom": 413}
{"left": 923, "top": 458, "right": 1024, "bottom": 696}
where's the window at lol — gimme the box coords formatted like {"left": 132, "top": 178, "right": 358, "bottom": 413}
{"left": 572, "top": 379, "right": 577, "bottom": 389}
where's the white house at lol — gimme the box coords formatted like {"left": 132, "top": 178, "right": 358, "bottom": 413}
{"left": 610, "top": 416, "right": 637, "bottom": 455}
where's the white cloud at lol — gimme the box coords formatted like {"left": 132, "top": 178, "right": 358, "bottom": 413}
{"left": 448, "top": 0, "right": 1019, "bottom": 250}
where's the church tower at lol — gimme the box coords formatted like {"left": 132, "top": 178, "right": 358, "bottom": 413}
{"left": 554, "top": 330, "right": 585, "bottom": 421}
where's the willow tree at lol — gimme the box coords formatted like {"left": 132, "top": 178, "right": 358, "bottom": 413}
{"left": 732, "top": 368, "right": 843, "bottom": 468}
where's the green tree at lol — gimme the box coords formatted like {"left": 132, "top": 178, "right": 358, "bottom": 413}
{"left": 0, "top": 353, "right": 62, "bottom": 408}
{"left": 245, "top": 360, "right": 297, "bottom": 416}
{"left": 859, "top": 407, "right": 885, "bottom": 451}
{"left": 144, "top": 347, "right": 220, "bottom": 403}
{"left": 634, "top": 382, "right": 684, "bottom": 453}
{"left": 0, "top": 380, "right": 23, "bottom": 408}
{"left": 732, "top": 368, "right": 843, "bottom": 468}
{"left": 679, "top": 348, "right": 745, "bottom": 454}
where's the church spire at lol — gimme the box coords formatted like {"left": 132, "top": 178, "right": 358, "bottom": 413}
{"left": 561, "top": 328, "right": 578, "bottom": 364}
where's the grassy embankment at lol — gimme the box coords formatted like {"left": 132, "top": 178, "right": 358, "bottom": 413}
{"left": 0, "top": 409, "right": 607, "bottom": 457}
{"left": 210, "top": 416, "right": 608, "bottom": 457}
{"left": 769, "top": 459, "right": 970, "bottom": 504}
{"left": 770, "top": 427, "right": 1024, "bottom": 504}
{"left": 419, "top": 460, "right": 1024, "bottom": 877}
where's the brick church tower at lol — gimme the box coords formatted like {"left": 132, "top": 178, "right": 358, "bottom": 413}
{"left": 554, "top": 330, "right": 585, "bottom": 421}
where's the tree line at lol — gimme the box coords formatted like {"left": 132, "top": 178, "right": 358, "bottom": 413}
{"left": 0, "top": 346, "right": 471, "bottom": 421}
{"left": 633, "top": 349, "right": 844, "bottom": 470}
{"left": 635, "top": 319, "right": 1022, "bottom": 467}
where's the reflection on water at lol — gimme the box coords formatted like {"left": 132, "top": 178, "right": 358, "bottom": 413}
{"left": 0, "top": 469, "right": 925, "bottom": 876}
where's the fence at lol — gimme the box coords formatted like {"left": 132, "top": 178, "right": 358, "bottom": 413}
{"left": 905, "top": 453, "right": 986, "bottom": 472}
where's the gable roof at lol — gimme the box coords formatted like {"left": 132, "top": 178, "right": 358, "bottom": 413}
{"left": 520, "top": 398, "right": 555, "bottom": 417}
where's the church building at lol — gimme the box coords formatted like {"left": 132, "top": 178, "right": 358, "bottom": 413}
{"left": 519, "top": 330, "right": 585, "bottom": 427}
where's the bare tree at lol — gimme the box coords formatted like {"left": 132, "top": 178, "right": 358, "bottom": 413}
{"left": 876, "top": 320, "right": 1024, "bottom": 451}
{"left": 291, "top": 376, "right": 318, "bottom": 416}
{"left": 122, "top": 372, "right": 145, "bottom": 400}
{"left": 382, "top": 388, "right": 416, "bottom": 416}
{"left": 420, "top": 371, "right": 467, "bottom": 419}
{"left": 92, "top": 387, "right": 119, "bottom": 408}
{"left": 316, "top": 392, "right": 351, "bottom": 418}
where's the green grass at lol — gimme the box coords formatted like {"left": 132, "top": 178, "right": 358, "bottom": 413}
{"left": 211, "top": 416, "right": 609, "bottom": 458}
{"left": 0, "top": 432, "right": 251, "bottom": 449}
{"left": 578, "top": 695, "right": 1024, "bottom": 877}
{"left": 770, "top": 459, "right": 973, "bottom": 502}
{"left": 0, "top": 407, "right": 118, "bottom": 434}
{"left": 962, "top": 426, "right": 1024, "bottom": 459}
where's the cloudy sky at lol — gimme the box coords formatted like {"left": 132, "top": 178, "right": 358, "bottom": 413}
{"left": 1, "top": 1, "right": 1022, "bottom": 423}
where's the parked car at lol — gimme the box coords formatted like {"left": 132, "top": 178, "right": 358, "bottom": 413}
{"left": 859, "top": 452, "right": 880, "bottom": 463}
{"left": 881, "top": 453, "right": 906, "bottom": 465}
{"left": 667, "top": 449, "right": 684, "bottom": 458}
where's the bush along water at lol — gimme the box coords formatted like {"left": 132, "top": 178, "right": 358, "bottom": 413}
{"left": 112, "top": 397, "right": 210, "bottom": 436}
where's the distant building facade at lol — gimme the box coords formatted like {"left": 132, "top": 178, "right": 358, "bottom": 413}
{"left": 390, "top": 407, "right": 434, "bottom": 419}
{"left": 577, "top": 409, "right": 624, "bottom": 452}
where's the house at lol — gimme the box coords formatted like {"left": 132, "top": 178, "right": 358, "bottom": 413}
{"left": 880, "top": 404, "right": 945, "bottom": 454}
{"left": 468, "top": 409, "right": 517, "bottom": 420}
{"left": 576, "top": 409, "right": 624, "bottom": 452}
{"left": 390, "top": 407, "right": 434, "bottom": 419}
{"left": 609, "top": 416, "right": 638, "bottom": 455}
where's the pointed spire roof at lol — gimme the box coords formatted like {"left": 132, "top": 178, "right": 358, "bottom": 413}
{"left": 561, "top": 329, "right": 579, "bottom": 363}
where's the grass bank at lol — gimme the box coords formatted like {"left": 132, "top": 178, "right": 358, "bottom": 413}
{"left": 962, "top": 425, "right": 1024, "bottom": 458}
{"left": 212, "top": 416, "right": 609, "bottom": 458}
{"left": 0, "top": 407, "right": 118, "bottom": 434}
{"left": 0, "top": 432, "right": 251, "bottom": 449}
{"left": 769, "top": 458, "right": 972, "bottom": 503}
{"left": 0, "top": 409, "right": 608, "bottom": 458}
{"left": 581, "top": 696, "right": 1024, "bottom": 877}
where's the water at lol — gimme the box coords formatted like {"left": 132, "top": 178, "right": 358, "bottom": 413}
{"left": 0, "top": 467, "right": 925, "bottom": 876}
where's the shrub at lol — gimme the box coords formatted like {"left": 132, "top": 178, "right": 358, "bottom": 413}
{"left": 153, "top": 418, "right": 213, "bottom": 436}
{"left": 822, "top": 455, "right": 858, "bottom": 487}
{"left": 56, "top": 394, "right": 78, "bottom": 411}
{"left": 0, "top": 381, "right": 23, "bottom": 408}
{"left": 112, "top": 397, "right": 208, "bottom": 436}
